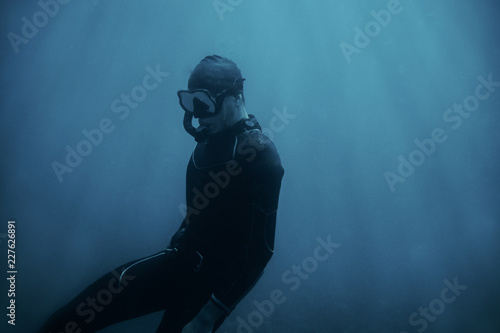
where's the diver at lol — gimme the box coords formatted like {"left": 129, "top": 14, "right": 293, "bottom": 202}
{"left": 38, "top": 55, "right": 284, "bottom": 333}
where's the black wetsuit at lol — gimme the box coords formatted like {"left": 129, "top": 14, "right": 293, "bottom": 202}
{"left": 38, "top": 115, "right": 284, "bottom": 333}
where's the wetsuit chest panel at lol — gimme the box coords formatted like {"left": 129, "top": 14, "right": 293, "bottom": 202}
{"left": 184, "top": 133, "right": 246, "bottom": 239}
{"left": 192, "top": 136, "right": 237, "bottom": 169}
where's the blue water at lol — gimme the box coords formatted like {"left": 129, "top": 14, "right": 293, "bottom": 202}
{"left": 1, "top": 0, "right": 499, "bottom": 332}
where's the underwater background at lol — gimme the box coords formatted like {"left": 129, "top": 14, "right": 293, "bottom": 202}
{"left": 1, "top": 0, "right": 499, "bottom": 332}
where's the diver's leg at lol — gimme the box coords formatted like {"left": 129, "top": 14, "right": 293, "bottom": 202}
{"left": 156, "top": 263, "right": 225, "bottom": 333}
{"left": 156, "top": 296, "right": 228, "bottom": 333}
{"left": 38, "top": 249, "right": 181, "bottom": 333}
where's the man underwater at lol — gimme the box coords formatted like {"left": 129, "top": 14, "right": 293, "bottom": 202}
{"left": 38, "top": 55, "right": 284, "bottom": 332}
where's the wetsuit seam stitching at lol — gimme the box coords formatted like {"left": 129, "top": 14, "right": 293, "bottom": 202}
{"left": 119, "top": 252, "right": 166, "bottom": 285}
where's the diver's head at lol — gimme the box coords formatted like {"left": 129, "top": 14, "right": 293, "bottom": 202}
{"left": 177, "top": 55, "right": 247, "bottom": 141}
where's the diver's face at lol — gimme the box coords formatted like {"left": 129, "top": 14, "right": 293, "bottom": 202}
{"left": 198, "top": 96, "right": 236, "bottom": 135}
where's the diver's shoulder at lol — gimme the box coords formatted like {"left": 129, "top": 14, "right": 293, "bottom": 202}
{"left": 238, "top": 128, "right": 278, "bottom": 151}
{"left": 235, "top": 128, "right": 282, "bottom": 168}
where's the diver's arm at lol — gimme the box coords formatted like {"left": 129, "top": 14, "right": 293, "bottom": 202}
{"left": 210, "top": 204, "right": 277, "bottom": 311}
{"left": 211, "top": 140, "right": 284, "bottom": 312}
{"left": 181, "top": 300, "right": 226, "bottom": 333}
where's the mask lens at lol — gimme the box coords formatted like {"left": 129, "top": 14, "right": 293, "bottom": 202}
{"left": 177, "top": 90, "right": 217, "bottom": 118}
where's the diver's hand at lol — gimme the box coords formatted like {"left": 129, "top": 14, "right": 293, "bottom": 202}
{"left": 181, "top": 319, "right": 211, "bottom": 333}
{"left": 181, "top": 300, "right": 226, "bottom": 333}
